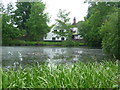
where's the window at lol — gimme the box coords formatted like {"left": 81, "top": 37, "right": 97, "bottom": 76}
{"left": 56, "top": 36, "right": 59, "bottom": 39}
{"left": 60, "top": 30, "right": 63, "bottom": 32}
{"left": 54, "top": 30, "right": 57, "bottom": 32}
{"left": 61, "top": 37, "right": 64, "bottom": 41}
{"left": 52, "top": 37, "right": 56, "bottom": 41}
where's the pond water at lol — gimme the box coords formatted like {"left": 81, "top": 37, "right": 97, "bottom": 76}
{"left": 2, "top": 46, "right": 108, "bottom": 69}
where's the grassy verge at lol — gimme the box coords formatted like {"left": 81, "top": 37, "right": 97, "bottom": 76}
{"left": 2, "top": 40, "right": 85, "bottom": 46}
{"left": 2, "top": 61, "right": 119, "bottom": 88}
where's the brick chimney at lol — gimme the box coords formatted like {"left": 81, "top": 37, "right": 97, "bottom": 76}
{"left": 72, "top": 17, "right": 76, "bottom": 25}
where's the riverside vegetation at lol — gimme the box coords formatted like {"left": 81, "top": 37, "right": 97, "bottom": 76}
{"left": 3, "top": 40, "right": 84, "bottom": 47}
{"left": 2, "top": 61, "right": 119, "bottom": 88}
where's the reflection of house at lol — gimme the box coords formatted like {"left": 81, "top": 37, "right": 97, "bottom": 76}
{"left": 43, "top": 17, "right": 83, "bottom": 41}
{"left": 43, "top": 48, "right": 66, "bottom": 59}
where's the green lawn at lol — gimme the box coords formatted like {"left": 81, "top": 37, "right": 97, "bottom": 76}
{"left": 2, "top": 61, "right": 119, "bottom": 88}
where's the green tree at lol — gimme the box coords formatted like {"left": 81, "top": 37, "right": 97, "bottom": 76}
{"left": 26, "top": 2, "right": 49, "bottom": 41}
{"left": 13, "top": 2, "right": 31, "bottom": 33}
{"left": 99, "top": 9, "right": 119, "bottom": 59}
{"left": 6, "top": 3, "right": 14, "bottom": 15}
{"left": 0, "top": 3, "right": 5, "bottom": 13}
{"left": 78, "top": 2, "right": 119, "bottom": 58}
{"left": 0, "top": 3, "right": 3, "bottom": 45}
{"left": 54, "top": 9, "right": 73, "bottom": 40}
{"left": 78, "top": 20, "right": 91, "bottom": 45}
{"left": 2, "top": 3, "right": 23, "bottom": 45}
{"left": 78, "top": 2, "right": 117, "bottom": 47}
{"left": 2, "top": 14, "right": 22, "bottom": 40}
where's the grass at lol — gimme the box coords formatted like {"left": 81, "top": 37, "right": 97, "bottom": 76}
{"left": 2, "top": 61, "right": 119, "bottom": 88}
{"left": 2, "top": 40, "right": 85, "bottom": 46}
{"left": 0, "top": 68, "right": 2, "bottom": 89}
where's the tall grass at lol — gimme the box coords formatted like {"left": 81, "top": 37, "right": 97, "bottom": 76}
{"left": 0, "top": 68, "right": 2, "bottom": 89}
{"left": 2, "top": 61, "right": 118, "bottom": 88}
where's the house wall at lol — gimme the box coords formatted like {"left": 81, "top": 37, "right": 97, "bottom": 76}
{"left": 43, "top": 29, "right": 67, "bottom": 41}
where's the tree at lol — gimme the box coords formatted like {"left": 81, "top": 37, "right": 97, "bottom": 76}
{"left": 2, "top": 3, "right": 23, "bottom": 45}
{"left": 78, "top": 20, "right": 91, "bottom": 45}
{"left": 2, "top": 14, "right": 22, "bottom": 40}
{"left": 6, "top": 3, "right": 14, "bottom": 15}
{"left": 99, "top": 8, "right": 119, "bottom": 59}
{"left": 26, "top": 2, "right": 49, "bottom": 41}
{"left": 13, "top": 2, "right": 31, "bottom": 32}
{"left": 78, "top": 2, "right": 117, "bottom": 47}
{"left": 0, "top": 3, "right": 5, "bottom": 14}
{"left": 78, "top": 2, "right": 119, "bottom": 59}
{"left": 54, "top": 9, "right": 73, "bottom": 41}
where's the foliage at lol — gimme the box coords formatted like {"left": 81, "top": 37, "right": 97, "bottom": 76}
{"left": 12, "top": 2, "right": 32, "bottom": 40}
{"left": 54, "top": 9, "right": 74, "bottom": 40}
{"left": 2, "top": 3, "right": 24, "bottom": 44}
{"left": 0, "top": 14, "right": 2, "bottom": 45}
{"left": 99, "top": 9, "right": 119, "bottom": 59}
{"left": 26, "top": 2, "right": 49, "bottom": 41}
{"left": 78, "top": 2, "right": 116, "bottom": 47}
{"left": 0, "top": 3, "right": 5, "bottom": 13}
{"left": 2, "top": 39, "right": 84, "bottom": 46}
{"left": 62, "top": 40, "right": 81, "bottom": 47}
{"left": 13, "top": 2, "right": 31, "bottom": 30}
{"left": 2, "top": 2, "right": 49, "bottom": 42}
{"left": 78, "top": 20, "right": 91, "bottom": 45}
{"left": 2, "top": 61, "right": 118, "bottom": 88}
{"left": 0, "top": 68, "right": 2, "bottom": 89}
{"left": 78, "top": 2, "right": 119, "bottom": 59}
{"left": 6, "top": 3, "right": 14, "bottom": 15}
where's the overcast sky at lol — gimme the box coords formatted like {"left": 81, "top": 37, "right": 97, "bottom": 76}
{"left": 2, "top": 0, "right": 89, "bottom": 25}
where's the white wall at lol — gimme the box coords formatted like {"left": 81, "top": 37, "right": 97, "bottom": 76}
{"left": 43, "top": 28, "right": 67, "bottom": 41}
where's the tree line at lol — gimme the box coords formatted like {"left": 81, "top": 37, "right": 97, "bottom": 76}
{"left": 78, "top": 2, "right": 119, "bottom": 59}
{"left": 1, "top": 1, "right": 50, "bottom": 42}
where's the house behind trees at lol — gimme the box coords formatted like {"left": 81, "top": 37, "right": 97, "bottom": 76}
{"left": 43, "top": 18, "right": 83, "bottom": 41}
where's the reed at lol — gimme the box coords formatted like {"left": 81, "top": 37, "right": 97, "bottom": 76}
{"left": 2, "top": 61, "right": 118, "bottom": 88}
{"left": 0, "top": 68, "right": 2, "bottom": 89}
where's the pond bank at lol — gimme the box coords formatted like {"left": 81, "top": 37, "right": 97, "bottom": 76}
{"left": 2, "top": 40, "right": 85, "bottom": 47}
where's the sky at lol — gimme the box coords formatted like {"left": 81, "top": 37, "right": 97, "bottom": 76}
{"left": 2, "top": 0, "right": 89, "bottom": 25}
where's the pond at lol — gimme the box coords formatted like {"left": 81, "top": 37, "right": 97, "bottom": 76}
{"left": 2, "top": 46, "right": 108, "bottom": 69}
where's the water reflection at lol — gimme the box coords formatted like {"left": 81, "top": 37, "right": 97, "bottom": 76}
{"left": 2, "top": 46, "right": 107, "bottom": 69}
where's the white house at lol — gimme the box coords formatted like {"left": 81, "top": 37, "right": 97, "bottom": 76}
{"left": 43, "top": 17, "right": 83, "bottom": 41}
{"left": 43, "top": 27, "right": 67, "bottom": 41}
